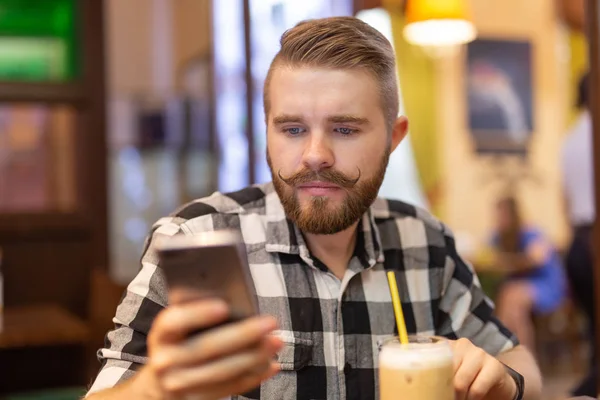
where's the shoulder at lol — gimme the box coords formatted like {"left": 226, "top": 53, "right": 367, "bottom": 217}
{"left": 165, "top": 183, "right": 271, "bottom": 234}
{"left": 141, "top": 184, "right": 272, "bottom": 265}
{"left": 520, "top": 226, "right": 549, "bottom": 248}
{"left": 372, "top": 197, "right": 445, "bottom": 232}
{"left": 371, "top": 197, "right": 452, "bottom": 257}
{"left": 371, "top": 198, "right": 472, "bottom": 292}
{"left": 174, "top": 184, "right": 269, "bottom": 219}
{"left": 521, "top": 226, "right": 543, "bottom": 241}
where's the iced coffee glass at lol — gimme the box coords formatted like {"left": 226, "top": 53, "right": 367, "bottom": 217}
{"left": 379, "top": 335, "right": 454, "bottom": 400}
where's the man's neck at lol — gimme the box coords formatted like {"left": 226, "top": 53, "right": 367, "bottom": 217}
{"left": 303, "top": 222, "right": 359, "bottom": 280}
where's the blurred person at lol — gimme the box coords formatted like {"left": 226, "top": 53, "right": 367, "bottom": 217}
{"left": 491, "top": 196, "right": 567, "bottom": 351}
{"left": 562, "top": 71, "right": 597, "bottom": 398}
{"left": 86, "top": 17, "right": 541, "bottom": 400}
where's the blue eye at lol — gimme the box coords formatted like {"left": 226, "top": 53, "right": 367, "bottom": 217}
{"left": 284, "top": 127, "right": 305, "bottom": 136}
{"left": 335, "top": 127, "right": 356, "bottom": 135}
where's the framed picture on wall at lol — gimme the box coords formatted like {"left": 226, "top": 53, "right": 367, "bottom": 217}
{"left": 466, "top": 38, "right": 533, "bottom": 155}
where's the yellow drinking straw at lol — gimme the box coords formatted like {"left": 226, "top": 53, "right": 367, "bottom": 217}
{"left": 386, "top": 270, "right": 409, "bottom": 344}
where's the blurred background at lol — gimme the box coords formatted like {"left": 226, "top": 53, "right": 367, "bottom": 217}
{"left": 0, "top": 0, "right": 594, "bottom": 398}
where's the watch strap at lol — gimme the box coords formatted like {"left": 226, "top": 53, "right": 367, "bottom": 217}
{"left": 503, "top": 363, "right": 524, "bottom": 400}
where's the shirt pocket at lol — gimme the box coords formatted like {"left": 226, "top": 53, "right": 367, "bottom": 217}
{"left": 231, "top": 335, "right": 315, "bottom": 400}
{"left": 276, "top": 334, "right": 314, "bottom": 371}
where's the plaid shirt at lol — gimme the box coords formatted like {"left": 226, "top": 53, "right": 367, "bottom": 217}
{"left": 88, "top": 182, "right": 517, "bottom": 399}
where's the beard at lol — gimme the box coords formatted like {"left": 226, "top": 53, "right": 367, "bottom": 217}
{"left": 267, "top": 149, "right": 390, "bottom": 235}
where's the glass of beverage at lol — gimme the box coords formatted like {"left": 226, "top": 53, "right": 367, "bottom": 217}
{"left": 379, "top": 335, "right": 454, "bottom": 400}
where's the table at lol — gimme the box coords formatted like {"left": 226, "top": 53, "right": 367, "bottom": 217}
{"left": 0, "top": 304, "right": 89, "bottom": 349}
{"left": 0, "top": 304, "right": 90, "bottom": 394}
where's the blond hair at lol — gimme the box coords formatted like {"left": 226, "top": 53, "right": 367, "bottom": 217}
{"left": 263, "top": 16, "right": 399, "bottom": 132}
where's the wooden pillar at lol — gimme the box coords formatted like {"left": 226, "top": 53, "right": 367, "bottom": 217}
{"left": 586, "top": 0, "right": 600, "bottom": 396}
{"left": 243, "top": 0, "right": 255, "bottom": 184}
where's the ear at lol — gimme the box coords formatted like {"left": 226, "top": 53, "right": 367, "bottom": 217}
{"left": 390, "top": 116, "right": 409, "bottom": 152}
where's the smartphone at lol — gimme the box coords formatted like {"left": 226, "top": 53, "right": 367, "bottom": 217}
{"left": 156, "top": 230, "right": 258, "bottom": 327}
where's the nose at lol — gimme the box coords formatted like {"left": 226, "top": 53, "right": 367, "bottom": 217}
{"left": 302, "top": 133, "right": 334, "bottom": 171}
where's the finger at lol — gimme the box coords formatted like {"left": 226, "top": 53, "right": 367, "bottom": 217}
{"left": 161, "top": 342, "right": 280, "bottom": 396}
{"left": 468, "top": 356, "right": 517, "bottom": 400}
{"left": 449, "top": 339, "right": 470, "bottom": 374}
{"left": 202, "top": 362, "right": 280, "bottom": 400}
{"left": 149, "top": 300, "right": 230, "bottom": 346}
{"left": 465, "top": 361, "right": 502, "bottom": 400}
{"left": 169, "top": 287, "right": 213, "bottom": 305}
{"left": 153, "top": 316, "right": 281, "bottom": 371}
{"left": 454, "top": 348, "right": 486, "bottom": 400}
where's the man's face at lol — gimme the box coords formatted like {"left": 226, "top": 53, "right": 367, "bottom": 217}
{"left": 266, "top": 66, "right": 406, "bottom": 235}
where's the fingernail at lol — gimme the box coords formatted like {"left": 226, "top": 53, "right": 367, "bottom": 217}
{"left": 210, "top": 300, "right": 229, "bottom": 314}
{"left": 267, "top": 337, "right": 284, "bottom": 354}
{"left": 261, "top": 316, "right": 277, "bottom": 331}
{"left": 272, "top": 337, "right": 284, "bottom": 349}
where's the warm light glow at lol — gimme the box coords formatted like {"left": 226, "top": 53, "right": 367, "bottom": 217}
{"left": 403, "top": 0, "right": 477, "bottom": 47}
{"left": 403, "top": 19, "right": 476, "bottom": 46}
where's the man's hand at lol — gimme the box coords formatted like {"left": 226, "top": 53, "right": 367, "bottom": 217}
{"left": 451, "top": 338, "right": 518, "bottom": 400}
{"left": 144, "top": 299, "right": 283, "bottom": 400}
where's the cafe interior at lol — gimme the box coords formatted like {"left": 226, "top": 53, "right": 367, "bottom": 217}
{"left": 0, "top": 0, "right": 599, "bottom": 398}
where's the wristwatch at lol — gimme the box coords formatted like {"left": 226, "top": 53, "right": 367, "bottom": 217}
{"left": 503, "top": 364, "right": 524, "bottom": 400}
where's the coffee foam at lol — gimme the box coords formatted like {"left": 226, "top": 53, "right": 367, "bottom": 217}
{"left": 379, "top": 344, "right": 453, "bottom": 370}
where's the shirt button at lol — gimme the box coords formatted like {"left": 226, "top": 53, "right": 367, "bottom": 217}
{"left": 344, "top": 362, "right": 352, "bottom": 374}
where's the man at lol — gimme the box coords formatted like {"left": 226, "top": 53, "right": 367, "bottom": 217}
{"left": 563, "top": 72, "right": 597, "bottom": 398}
{"left": 87, "top": 17, "right": 541, "bottom": 400}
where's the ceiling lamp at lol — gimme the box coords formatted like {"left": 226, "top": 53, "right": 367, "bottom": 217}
{"left": 403, "top": 0, "right": 477, "bottom": 48}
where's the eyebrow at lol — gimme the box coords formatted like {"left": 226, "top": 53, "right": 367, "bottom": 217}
{"left": 271, "top": 114, "right": 370, "bottom": 125}
{"left": 327, "top": 115, "right": 370, "bottom": 125}
{"left": 272, "top": 114, "right": 305, "bottom": 125}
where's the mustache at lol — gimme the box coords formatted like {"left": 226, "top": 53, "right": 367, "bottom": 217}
{"left": 277, "top": 167, "right": 361, "bottom": 188}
